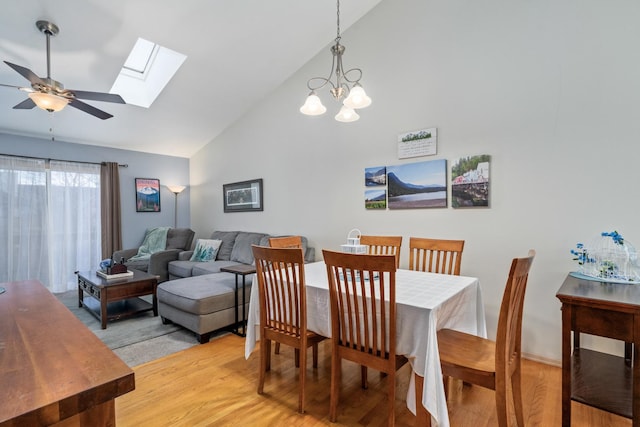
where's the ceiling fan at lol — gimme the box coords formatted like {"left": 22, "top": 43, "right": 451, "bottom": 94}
{"left": 0, "top": 20, "right": 125, "bottom": 120}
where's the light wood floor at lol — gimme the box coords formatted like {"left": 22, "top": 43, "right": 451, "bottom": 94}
{"left": 116, "top": 334, "right": 631, "bottom": 426}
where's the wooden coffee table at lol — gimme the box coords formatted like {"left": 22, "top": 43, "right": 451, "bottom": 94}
{"left": 77, "top": 269, "right": 159, "bottom": 329}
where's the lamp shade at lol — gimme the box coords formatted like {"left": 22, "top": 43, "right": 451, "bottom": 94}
{"left": 28, "top": 92, "right": 69, "bottom": 112}
{"left": 166, "top": 185, "right": 186, "bottom": 194}
{"left": 299, "top": 92, "right": 327, "bottom": 116}
{"left": 343, "top": 85, "right": 372, "bottom": 109}
{"left": 335, "top": 106, "right": 359, "bottom": 122}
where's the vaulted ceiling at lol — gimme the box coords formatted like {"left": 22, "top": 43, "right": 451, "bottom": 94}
{"left": 0, "top": 1, "right": 381, "bottom": 157}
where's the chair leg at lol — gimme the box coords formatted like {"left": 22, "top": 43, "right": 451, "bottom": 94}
{"left": 312, "top": 343, "right": 319, "bottom": 368}
{"left": 511, "top": 369, "right": 524, "bottom": 427}
{"left": 275, "top": 342, "right": 280, "bottom": 354}
{"left": 298, "top": 346, "right": 306, "bottom": 413}
{"left": 443, "top": 375, "right": 449, "bottom": 399}
{"left": 330, "top": 355, "right": 340, "bottom": 422}
{"left": 258, "top": 338, "right": 270, "bottom": 394}
{"left": 387, "top": 371, "right": 395, "bottom": 427}
{"left": 361, "top": 365, "right": 368, "bottom": 389}
{"left": 495, "top": 375, "right": 509, "bottom": 427}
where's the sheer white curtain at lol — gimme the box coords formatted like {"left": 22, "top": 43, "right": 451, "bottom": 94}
{"left": 0, "top": 156, "right": 49, "bottom": 286}
{"left": 49, "top": 161, "right": 101, "bottom": 292}
{"left": 0, "top": 155, "right": 101, "bottom": 292}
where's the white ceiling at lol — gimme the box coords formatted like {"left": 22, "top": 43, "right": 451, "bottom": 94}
{"left": 0, "top": 0, "right": 381, "bottom": 158}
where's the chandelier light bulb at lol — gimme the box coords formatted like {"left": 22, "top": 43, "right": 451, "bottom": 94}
{"left": 343, "top": 84, "right": 371, "bottom": 110}
{"left": 335, "top": 106, "right": 359, "bottom": 123}
{"left": 299, "top": 92, "right": 327, "bottom": 116}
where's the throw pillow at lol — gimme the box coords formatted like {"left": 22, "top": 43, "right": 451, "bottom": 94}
{"left": 190, "top": 239, "right": 222, "bottom": 262}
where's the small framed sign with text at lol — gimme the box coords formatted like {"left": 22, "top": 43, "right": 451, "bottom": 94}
{"left": 397, "top": 127, "right": 437, "bottom": 159}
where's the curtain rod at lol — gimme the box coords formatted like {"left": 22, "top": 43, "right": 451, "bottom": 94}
{"left": 0, "top": 153, "right": 128, "bottom": 167}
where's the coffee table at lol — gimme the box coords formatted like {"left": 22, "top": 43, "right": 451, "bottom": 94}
{"left": 77, "top": 269, "right": 159, "bottom": 329}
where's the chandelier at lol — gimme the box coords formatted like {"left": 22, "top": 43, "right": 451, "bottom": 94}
{"left": 299, "top": 0, "right": 371, "bottom": 122}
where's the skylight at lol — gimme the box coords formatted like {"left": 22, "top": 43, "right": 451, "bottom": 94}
{"left": 111, "top": 38, "right": 187, "bottom": 108}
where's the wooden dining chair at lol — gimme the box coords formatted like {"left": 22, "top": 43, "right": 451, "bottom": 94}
{"left": 437, "top": 249, "right": 535, "bottom": 427}
{"left": 269, "top": 236, "right": 304, "bottom": 356}
{"left": 323, "top": 250, "right": 406, "bottom": 426}
{"left": 409, "top": 237, "right": 465, "bottom": 275}
{"left": 360, "top": 235, "right": 403, "bottom": 268}
{"left": 251, "top": 245, "right": 326, "bottom": 414}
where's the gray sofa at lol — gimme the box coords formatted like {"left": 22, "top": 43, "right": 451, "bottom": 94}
{"left": 112, "top": 228, "right": 195, "bottom": 283}
{"left": 157, "top": 231, "right": 314, "bottom": 343}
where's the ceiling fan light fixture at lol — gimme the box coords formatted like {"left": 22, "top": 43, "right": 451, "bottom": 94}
{"left": 28, "top": 91, "right": 68, "bottom": 112}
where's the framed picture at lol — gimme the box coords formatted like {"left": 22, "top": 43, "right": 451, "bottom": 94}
{"left": 223, "top": 178, "right": 263, "bottom": 212}
{"left": 387, "top": 159, "right": 447, "bottom": 209}
{"left": 135, "top": 178, "right": 161, "bottom": 212}
{"left": 397, "top": 127, "right": 437, "bottom": 159}
{"left": 365, "top": 166, "right": 386, "bottom": 186}
{"left": 451, "top": 154, "right": 490, "bottom": 208}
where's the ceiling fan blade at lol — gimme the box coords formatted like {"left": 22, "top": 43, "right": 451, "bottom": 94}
{"left": 4, "top": 61, "right": 45, "bottom": 86}
{"left": 70, "top": 90, "right": 125, "bottom": 104}
{"left": 68, "top": 99, "right": 113, "bottom": 120}
{"left": 13, "top": 98, "right": 36, "bottom": 109}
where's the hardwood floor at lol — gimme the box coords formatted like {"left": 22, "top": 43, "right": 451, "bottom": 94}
{"left": 116, "top": 334, "right": 631, "bottom": 426}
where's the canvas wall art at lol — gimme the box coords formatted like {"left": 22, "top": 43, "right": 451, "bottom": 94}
{"left": 451, "top": 155, "right": 490, "bottom": 208}
{"left": 365, "top": 189, "right": 387, "bottom": 209}
{"left": 397, "top": 127, "right": 437, "bottom": 159}
{"left": 387, "top": 159, "right": 447, "bottom": 209}
{"left": 365, "top": 166, "right": 386, "bottom": 186}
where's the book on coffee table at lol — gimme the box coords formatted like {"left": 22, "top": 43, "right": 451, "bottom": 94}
{"left": 97, "top": 270, "right": 134, "bottom": 280}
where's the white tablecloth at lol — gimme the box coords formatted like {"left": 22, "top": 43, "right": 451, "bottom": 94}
{"left": 245, "top": 261, "right": 486, "bottom": 427}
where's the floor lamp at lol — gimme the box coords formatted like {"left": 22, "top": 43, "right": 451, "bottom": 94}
{"left": 166, "top": 185, "right": 186, "bottom": 228}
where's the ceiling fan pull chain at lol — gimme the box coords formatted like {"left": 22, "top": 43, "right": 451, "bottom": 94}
{"left": 49, "top": 111, "right": 56, "bottom": 142}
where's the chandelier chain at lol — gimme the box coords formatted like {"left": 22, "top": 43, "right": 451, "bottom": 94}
{"left": 336, "top": 0, "right": 341, "bottom": 42}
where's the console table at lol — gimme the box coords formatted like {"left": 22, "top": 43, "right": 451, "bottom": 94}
{"left": 556, "top": 273, "right": 640, "bottom": 426}
{"left": 0, "top": 280, "right": 134, "bottom": 426}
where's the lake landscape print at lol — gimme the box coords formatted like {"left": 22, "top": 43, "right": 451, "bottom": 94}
{"left": 387, "top": 159, "right": 447, "bottom": 209}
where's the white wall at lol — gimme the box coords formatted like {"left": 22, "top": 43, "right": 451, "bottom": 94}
{"left": 189, "top": 0, "right": 640, "bottom": 363}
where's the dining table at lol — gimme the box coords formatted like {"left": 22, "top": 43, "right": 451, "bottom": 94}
{"left": 244, "top": 261, "right": 486, "bottom": 427}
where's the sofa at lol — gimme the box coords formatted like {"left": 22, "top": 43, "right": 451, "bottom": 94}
{"left": 157, "top": 231, "right": 314, "bottom": 343}
{"left": 112, "top": 227, "right": 195, "bottom": 283}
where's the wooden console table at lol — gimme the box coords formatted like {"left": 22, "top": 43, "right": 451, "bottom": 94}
{"left": 0, "top": 280, "right": 135, "bottom": 426}
{"left": 557, "top": 273, "right": 640, "bottom": 426}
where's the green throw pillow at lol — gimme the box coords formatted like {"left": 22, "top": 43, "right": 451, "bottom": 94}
{"left": 190, "top": 239, "right": 222, "bottom": 262}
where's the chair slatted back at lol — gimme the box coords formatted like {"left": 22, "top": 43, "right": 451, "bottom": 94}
{"left": 323, "top": 250, "right": 397, "bottom": 366}
{"left": 253, "top": 245, "right": 306, "bottom": 343}
{"left": 409, "top": 237, "right": 465, "bottom": 275}
{"left": 359, "top": 235, "right": 402, "bottom": 268}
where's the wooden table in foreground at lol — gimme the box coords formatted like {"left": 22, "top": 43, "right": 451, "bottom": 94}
{"left": 557, "top": 273, "right": 640, "bottom": 426}
{"left": 0, "top": 280, "right": 135, "bottom": 426}
{"left": 77, "top": 269, "right": 158, "bottom": 329}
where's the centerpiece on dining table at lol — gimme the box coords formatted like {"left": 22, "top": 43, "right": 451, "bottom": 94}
{"left": 340, "top": 228, "right": 367, "bottom": 254}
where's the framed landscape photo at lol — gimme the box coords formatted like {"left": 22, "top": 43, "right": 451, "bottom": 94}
{"left": 223, "top": 178, "right": 263, "bottom": 212}
{"left": 135, "top": 178, "right": 161, "bottom": 212}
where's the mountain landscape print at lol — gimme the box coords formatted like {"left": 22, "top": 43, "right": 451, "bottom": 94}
{"left": 387, "top": 159, "right": 447, "bottom": 209}
{"left": 365, "top": 166, "right": 386, "bottom": 186}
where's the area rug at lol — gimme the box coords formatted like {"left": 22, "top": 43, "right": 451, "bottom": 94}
{"left": 55, "top": 290, "right": 199, "bottom": 366}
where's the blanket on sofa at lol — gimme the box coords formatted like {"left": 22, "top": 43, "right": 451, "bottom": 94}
{"left": 128, "top": 226, "right": 170, "bottom": 261}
